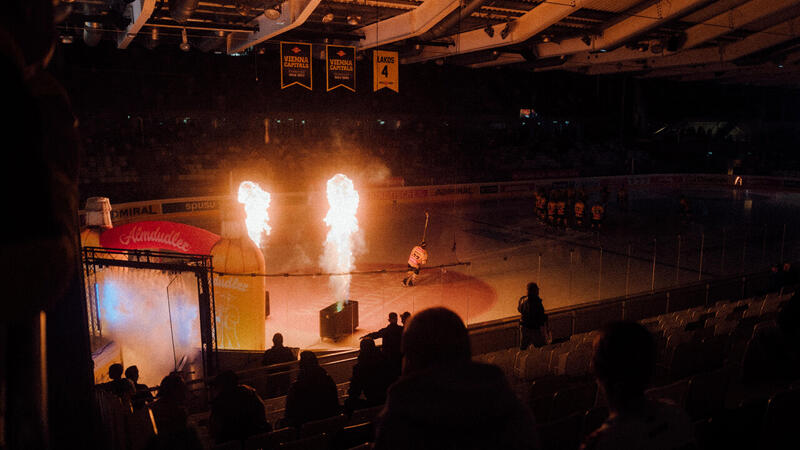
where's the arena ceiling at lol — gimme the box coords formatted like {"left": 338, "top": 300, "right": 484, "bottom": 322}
{"left": 60, "top": 0, "right": 800, "bottom": 86}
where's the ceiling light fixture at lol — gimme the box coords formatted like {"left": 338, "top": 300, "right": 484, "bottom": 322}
{"left": 322, "top": 12, "right": 334, "bottom": 23}
{"left": 180, "top": 28, "right": 190, "bottom": 52}
{"left": 542, "top": 35, "right": 551, "bottom": 43}
{"left": 60, "top": 35, "right": 74, "bottom": 44}
{"left": 347, "top": 15, "right": 361, "bottom": 26}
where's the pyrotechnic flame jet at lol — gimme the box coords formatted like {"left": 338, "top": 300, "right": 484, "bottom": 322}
{"left": 238, "top": 181, "right": 272, "bottom": 248}
{"left": 323, "top": 174, "right": 360, "bottom": 304}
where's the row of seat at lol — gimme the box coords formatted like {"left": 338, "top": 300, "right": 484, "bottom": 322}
{"left": 212, "top": 411, "right": 377, "bottom": 450}
{"left": 695, "top": 384, "right": 800, "bottom": 450}
{"left": 501, "top": 291, "right": 793, "bottom": 386}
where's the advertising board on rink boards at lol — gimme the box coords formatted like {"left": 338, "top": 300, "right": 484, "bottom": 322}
{"left": 95, "top": 174, "right": 800, "bottom": 226}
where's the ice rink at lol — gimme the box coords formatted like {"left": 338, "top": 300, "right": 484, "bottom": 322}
{"left": 260, "top": 185, "right": 800, "bottom": 351}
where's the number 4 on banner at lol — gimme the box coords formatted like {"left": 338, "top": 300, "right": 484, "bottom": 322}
{"left": 373, "top": 50, "right": 399, "bottom": 92}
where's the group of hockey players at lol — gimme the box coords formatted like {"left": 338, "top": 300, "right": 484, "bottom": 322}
{"left": 534, "top": 185, "right": 621, "bottom": 231}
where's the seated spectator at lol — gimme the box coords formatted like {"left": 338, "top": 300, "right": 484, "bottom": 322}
{"left": 742, "top": 292, "right": 800, "bottom": 385}
{"left": 345, "top": 338, "right": 393, "bottom": 413}
{"left": 103, "top": 363, "right": 135, "bottom": 402}
{"left": 262, "top": 333, "right": 297, "bottom": 398}
{"left": 400, "top": 311, "right": 411, "bottom": 327}
{"left": 209, "top": 370, "right": 271, "bottom": 444}
{"left": 147, "top": 373, "right": 202, "bottom": 450}
{"left": 374, "top": 307, "right": 540, "bottom": 450}
{"left": 284, "top": 351, "right": 340, "bottom": 428}
{"left": 124, "top": 365, "right": 153, "bottom": 408}
{"left": 581, "top": 321, "right": 695, "bottom": 450}
{"left": 362, "top": 312, "right": 403, "bottom": 377}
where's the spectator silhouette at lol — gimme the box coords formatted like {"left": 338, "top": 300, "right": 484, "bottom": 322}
{"left": 581, "top": 321, "right": 695, "bottom": 450}
{"left": 374, "top": 307, "right": 540, "bottom": 450}
{"left": 209, "top": 370, "right": 270, "bottom": 444}
{"left": 261, "top": 333, "right": 297, "bottom": 397}
{"left": 345, "top": 337, "right": 393, "bottom": 413}
{"left": 104, "top": 363, "right": 135, "bottom": 402}
{"left": 284, "top": 351, "right": 340, "bottom": 428}
{"left": 518, "top": 283, "right": 548, "bottom": 350}
{"left": 400, "top": 311, "right": 411, "bottom": 327}
{"left": 147, "top": 373, "right": 202, "bottom": 450}
{"left": 363, "top": 312, "right": 403, "bottom": 377}
{"left": 124, "top": 365, "right": 153, "bottom": 408}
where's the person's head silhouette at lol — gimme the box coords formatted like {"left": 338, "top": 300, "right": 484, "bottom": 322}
{"left": 401, "top": 307, "right": 470, "bottom": 375}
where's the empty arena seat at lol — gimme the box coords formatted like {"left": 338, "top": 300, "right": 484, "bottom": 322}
{"left": 299, "top": 414, "right": 346, "bottom": 438}
{"left": 667, "top": 341, "right": 702, "bottom": 379}
{"left": 537, "top": 412, "right": 584, "bottom": 450}
{"left": 214, "top": 441, "right": 243, "bottom": 450}
{"left": 514, "top": 349, "right": 550, "bottom": 381}
{"left": 529, "top": 393, "right": 553, "bottom": 423}
{"left": 348, "top": 405, "right": 383, "bottom": 425}
{"left": 641, "top": 319, "right": 661, "bottom": 334}
{"left": 345, "top": 443, "right": 371, "bottom": 450}
{"left": 278, "top": 432, "right": 329, "bottom": 450}
{"left": 760, "top": 294, "right": 785, "bottom": 314}
{"left": 760, "top": 389, "right": 800, "bottom": 449}
{"left": 686, "top": 366, "right": 733, "bottom": 420}
{"left": 244, "top": 427, "right": 295, "bottom": 450}
{"left": 334, "top": 422, "right": 374, "bottom": 450}
{"left": 707, "top": 398, "right": 768, "bottom": 449}
{"left": 550, "top": 383, "right": 597, "bottom": 421}
{"left": 645, "top": 379, "right": 689, "bottom": 408}
{"left": 563, "top": 344, "right": 593, "bottom": 377}
{"left": 582, "top": 407, "right": 609, "bottom": 438}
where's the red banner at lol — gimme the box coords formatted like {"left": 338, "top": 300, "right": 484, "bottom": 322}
{"left": 100, "top": 221, "right": 221, "bottom": 254}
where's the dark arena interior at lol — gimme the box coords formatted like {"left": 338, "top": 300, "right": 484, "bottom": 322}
{"left": 4, "top": 0, "right": 800, "bottom": 449}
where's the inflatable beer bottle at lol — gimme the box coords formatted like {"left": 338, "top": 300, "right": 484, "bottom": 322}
{"left": 210, "top": 209, "right": 266, "bottom": 350}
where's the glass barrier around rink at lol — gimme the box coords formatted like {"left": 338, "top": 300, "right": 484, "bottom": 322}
{"left": 449, "top": 221, "right": 798, "bottom": 315}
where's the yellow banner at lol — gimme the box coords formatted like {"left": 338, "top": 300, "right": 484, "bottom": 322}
{"left": 373, "top": 50, "right": 399, "bottom": 92}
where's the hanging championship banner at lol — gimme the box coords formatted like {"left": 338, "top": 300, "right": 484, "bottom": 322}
{"left": 280, "top": 42, "right": 312, "bottom": 90}
{"left": 373, "top": 50, "right": 399, "bottom": 92}
{"left": 326, "top": 45, "right": 356, "bottom": 92}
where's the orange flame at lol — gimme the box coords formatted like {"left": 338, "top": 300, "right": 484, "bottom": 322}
{"left": 238, "top": 181, "right": 271, "bottom": 248}
{"left": 323, "top": 174, "right": 359, "bottom": 300}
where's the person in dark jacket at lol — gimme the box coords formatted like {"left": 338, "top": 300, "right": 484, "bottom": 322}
{"left": 148, "top": 373, "right": 202, "bottom": 450}
{"left": 124, "top": 365, "right": 153, "bottom": 408}
{"left": 284, "top": 351, "right": 340, "bottom": 428}
{"left": 374, "top": 307, "right": 540, "bottom": 450}
{"left": 362, "top": 312, "right": 404, "bottom": 377}
{"left": 209, "top": 370, "right": 270, "bottom": 444}
{"left": 261, "top": 333, "right": 297, "bottom": 397}
{"left": 518, "top": 283, "right": 548, "bottom": 350}
{"left": 345, "top": 338, "right": 393, "bottom": 412}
